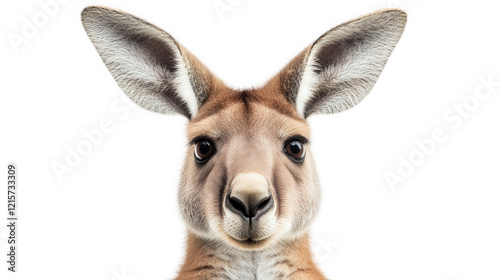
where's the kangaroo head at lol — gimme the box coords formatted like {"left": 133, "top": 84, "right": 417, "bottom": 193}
{"left": 81, "top": 6, "right": 406, "bottom": 252}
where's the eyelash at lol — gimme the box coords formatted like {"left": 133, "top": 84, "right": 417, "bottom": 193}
{"left": 284, "top": 135, "right": 310, "bottom": 145}
{"left": 188, "top": 135, "right": 214, "bottom": 146}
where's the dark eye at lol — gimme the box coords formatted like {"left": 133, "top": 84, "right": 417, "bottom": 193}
{"left": 194, "top": 139, "right": 216, "bottom": 163}
{"left": 284, "top": 139, "right": 306, "bottom": 162}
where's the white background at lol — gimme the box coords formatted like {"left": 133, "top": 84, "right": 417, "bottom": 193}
{"left": 1, "top": 0, "right": 500, "bottom": 280}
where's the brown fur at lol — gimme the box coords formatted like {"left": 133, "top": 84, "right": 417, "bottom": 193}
{"left": 176, "top": 91, "right": 324, "bottom": 278}
{"left": 81, "top": 6, "right": 407, "bottom": 279}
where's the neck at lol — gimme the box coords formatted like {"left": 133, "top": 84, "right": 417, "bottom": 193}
{"left": 176, "top": 232, "right": 326, "bottom": 280}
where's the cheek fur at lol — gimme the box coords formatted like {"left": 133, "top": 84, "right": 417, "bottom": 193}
{"left": 180, "top": 155, "right": 229, "bottom": 231}
{"left": 272, "top": 155, "right": 319, "bottom": 233}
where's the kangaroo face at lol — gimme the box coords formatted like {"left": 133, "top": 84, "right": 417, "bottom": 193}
{"left": 179, "top": 90, "right": 319, "bottom": 249}
{"left": 81, "top": 6, "right": 406, "bottom": 254}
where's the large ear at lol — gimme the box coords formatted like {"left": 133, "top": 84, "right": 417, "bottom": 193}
{"left": 277, "top": 9, "right": 407, "bottom": 118}
{"left": 81, "top": 6, "right": 214, "bottom": 119}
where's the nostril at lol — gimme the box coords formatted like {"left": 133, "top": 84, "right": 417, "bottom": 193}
{"left": 230, "top": 197, "right": 249, "bottom": 217}
{"left": 226, "top": 193, "right": 249, "bottom": 218}
{"left": 256, "top": 196, "right": 272, "bottom": 212}
{"left": 251, "top": 195, "right": 274, "bottom": 220}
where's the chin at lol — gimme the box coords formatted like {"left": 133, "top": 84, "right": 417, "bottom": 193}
{"left": 224, "top": 233, "right": 277, "bottom": 251}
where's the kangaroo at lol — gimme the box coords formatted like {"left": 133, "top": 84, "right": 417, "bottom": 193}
{"left": 81, "top": 6, "right": 406, "bottom": 279}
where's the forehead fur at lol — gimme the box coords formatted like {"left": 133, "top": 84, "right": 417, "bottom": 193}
{"left": 192, "top": 77, "right": 304, "bottom": 120}
{"left": 187, "top": 89, "right": 309, "bottom": 142}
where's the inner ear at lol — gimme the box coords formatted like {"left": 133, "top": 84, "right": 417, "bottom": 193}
{"left": 272, "top": 9, "right": 407, "bottom": 118}
{"left": 81, "top": 6, "right": 216, "bottom": 119}
{"left": 135, "top": 35, "right": 179, "bottom": 74}
{"left": 313, "top": 36, "right": 363, "bottom": 74}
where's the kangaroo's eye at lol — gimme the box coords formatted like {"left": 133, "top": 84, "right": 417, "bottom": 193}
{"left": 194, "top": 140, "right": 216, "bottom": 163}
{"left": 284, "top": 139, "right": 305, "bottom": 162}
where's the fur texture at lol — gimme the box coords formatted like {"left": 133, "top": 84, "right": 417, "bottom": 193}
{"left": 81, "top": 6, "right": 406, "bottom": 279}
{"left": 81, "top": 6, "right": 217, "bottom": 119}
{"left": 280, "top": 10, "right": 407, "bottom": 118}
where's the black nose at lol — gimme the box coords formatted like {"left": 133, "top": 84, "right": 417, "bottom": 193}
{"left": 225, "top": 191, "right": 274, "bottom": 221}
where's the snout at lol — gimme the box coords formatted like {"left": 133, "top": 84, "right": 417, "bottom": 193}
{"left": 222, "top": 173, "right": 278, "bottom": 244}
